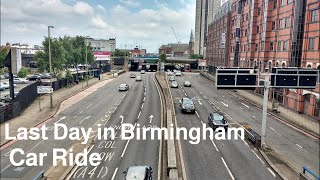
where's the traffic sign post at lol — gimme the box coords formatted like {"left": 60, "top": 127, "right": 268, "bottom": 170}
{"left": 215, "top": 67, "right": 319, "bottom": 149}
{"left": 37, "top": 86, "right": 53, "bottom": 94}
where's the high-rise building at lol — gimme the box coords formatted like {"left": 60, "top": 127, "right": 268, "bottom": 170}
{"left": 194, "top": 0, "right": 220, "bottom": 56}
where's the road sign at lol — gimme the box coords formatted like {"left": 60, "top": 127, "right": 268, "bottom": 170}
{"left": 37, "top": 86, "right": 53, "bottom": 94}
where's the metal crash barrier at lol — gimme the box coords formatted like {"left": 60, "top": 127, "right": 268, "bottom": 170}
{"left": 243, "top": 125, "right": 261, "bottom": 148}
{"left": 300, "top": 166, "right": 320, "bottom": 180}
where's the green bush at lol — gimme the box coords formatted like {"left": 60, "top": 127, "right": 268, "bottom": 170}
{"left": 17, "top": 67, "right": 30, "bottom": 78}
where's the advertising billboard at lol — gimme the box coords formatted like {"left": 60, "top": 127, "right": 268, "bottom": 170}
{"left": 198, "top": 59, "right": 207, "bottom": 67}
{"left": 93, "top": 51, "right": 110, "bottom": 61}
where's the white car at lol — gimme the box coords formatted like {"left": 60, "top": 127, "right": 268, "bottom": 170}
{"left": 175, "top": 71, "right": 182, "bottom": 76}
{"left": 0, "top": 82, "right": 15, "bottom": 89}
{"left": 169, "top": 76, "right": 175, "bottom": 81}
{"left": 136, "top": 76, "right": 142, "bottom": 81}
{"left": 184, "top": 81, "right": 191, "bottom": 87}
{"left": 167, "top": 71, "right": 173, "bottom": 76}
{"left": 119, "top": 84, "right": 129, "bottom": 91}
{"left": 141, "top": 70, "right": 146, "bottom": 74}
{"left": 13, "top": 78, "right": 29, "bottom": 84}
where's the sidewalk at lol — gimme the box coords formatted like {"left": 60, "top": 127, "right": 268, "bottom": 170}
{"left": 0, "top": 73, "right": 115, "bottom": 146}
{"left": 200, "top": 72, "right": 320, "bottom": 136}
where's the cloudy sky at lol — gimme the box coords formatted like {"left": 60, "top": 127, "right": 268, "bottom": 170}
{"left": 1, "top": 0, "right": 196, "bottom": 53}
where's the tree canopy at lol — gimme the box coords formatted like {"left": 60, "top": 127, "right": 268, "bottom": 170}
{"left": 189, "top": 54, "right": 203, "bottom": 59}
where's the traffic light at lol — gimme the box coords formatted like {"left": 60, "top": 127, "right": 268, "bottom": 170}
{"left": 216, "top": 68, "right": 258, "bottom": 90}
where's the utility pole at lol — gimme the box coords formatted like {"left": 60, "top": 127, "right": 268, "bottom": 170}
{"left": 261, "top": 74, "right": 270, "bottom": 148}
{"left": 48, "top": 25, "right": 54, "bottom": 108}
{"left": 85, "top": 36, "right": 90, "bottom": 87}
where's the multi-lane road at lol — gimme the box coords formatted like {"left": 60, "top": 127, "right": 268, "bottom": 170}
{"left": 0, "top": 72, "right": 318, "bottom": 179}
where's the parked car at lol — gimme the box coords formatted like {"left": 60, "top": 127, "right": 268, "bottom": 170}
{"left": 119, "top": 84, "right": 129, "bottom": 91}
{"left": 130, "top": 73, "right": 136, "bottom": 78}
{"left": 171, "top": 81, "right": 178, "bottom": 88}
{"left": 0, "top": 95, "right": 12, "bottom": 103}
{"left": 4, "top": 73, "right": 17, "bottom": 79}
{"left": 169, "top": 76, "right": 175, "bottom": 81}
{"left": 175, "top": 71, "right": 182, "bottom": 76}
{"left": 0, "top": 75, "right": 5, "bottom": 80}
{"left": 13, "top": 78, "right": 29, "bottom": 84}
{"left": 208, "top": 112, "right": 229, "bottom": 130}
{"left": 136, "top": 75, "right": 142, "bottom": 81}
{"left": 184, "top": 81, "right": 191, "bottom": 87}
{"left": 41, "top": 73, "right": 51, "bottom": 79}
{"left": 123, "top": 166, "right": 153, "bottom": 180}
{"left": 27, "top": 75, "right": 41, "bottom": 81}
{"left": 167, "top": 71, "right": 173, "bottom": 76}
{"left": 0, "top": 82, "right": 10, "bottom": 89}
{"left": 0, "top": 86, "right": 4, "bottom": 91}
{"left": 180, "top": 98, "right": 195, "bottom": 113}
{"left": 141, "top": 70, "right": 146, "bottom": 74}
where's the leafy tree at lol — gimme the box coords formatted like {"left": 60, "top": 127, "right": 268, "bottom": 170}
{"left": 34, "top": 51, "right": 47, "bottom": 73}
{"left": 17, "top": 67, "right": 30, "bottom": 78}
{"left": 189, "top": 54, "right": 203, "bottom": 59}
{"left": 113, "top": 49, "right": 130, "bottom": 57}
{"left": 0, "top": 47, "right": 9, "bottom": 74}
{"left": 159, "top": 53, "right": 166, "bottom": 63}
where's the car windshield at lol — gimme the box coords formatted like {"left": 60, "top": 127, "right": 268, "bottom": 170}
{"left": 120, "top": 84, "right": 126, "bottom": 87}
{"left": 126, "top": 167, "right": 146, "bottom": 179}
{"left": 183, "top": 99, "right": 193, "bottom": 105}
{"left": 213, "top": 114, "right": 224, "bottom": 121}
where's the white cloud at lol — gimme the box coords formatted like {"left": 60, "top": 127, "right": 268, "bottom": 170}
{"left": 91, "top": 16, "right": 109, "bottom": 29}
{"left": 96, "top": 5, "right": 106, "bottom": 12}
{"left": 73, "top": 1, "right": 94, "bottom": 15}
{"left": 119, "top": 0, "right": 140, "bottom": 7}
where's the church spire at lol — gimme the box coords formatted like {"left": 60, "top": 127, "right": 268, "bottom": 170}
{"left": 189, "top": 29, "right": 194, "bottom": 43}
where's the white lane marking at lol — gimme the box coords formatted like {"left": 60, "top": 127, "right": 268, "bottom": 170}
{"left": 211, "top": 140, "right": 219, "bottom": 152}
{"left": 195, "top": 111, "right": 200, "bottom": 118}
{"left": 199, "top": 91, "right": 203, "bottom": 95}
{"left": 121, "top": 140, "right": 130, "bottom": 157}
{"left": 198, "top": 100, "right": 202, "bottom": 105}
{"left": 73, "top": 111, "right": 83, "bottom": 119}
{"left": 201, "top": 120, "right": 205, "bottom": 124}
{"left": 111, "top": 167, "right": 118, "bottom": 180}
{"left": 251, "top": 149, "right": 265, "bottom": 164}
{"left": 55, "top": 116, "right": 66, "bottom": 124}
{"left": 144, "top": 92, "right": 146, "bottom": 96}
{"left": 267, "top": 168, "right": 276, "bottom": 177}
{"left": 241, "top": 102, "right": 249, "bottom": 108}
{"left": 143, "top": 97, "right": 145, "bottom": 102}
{"left": 149, "top": 115, "right": 154, "bottom": 123}
{"left": 221, "top": 157, "right": 235, "bottom": 180}
{"left": 270, "top": 127, "right": 275, "bottom": 131}
{"left": 141, "top": 103, "right": 144, "bottom": 109}
{"left": 26, "top": 140, "right": 45, "bottom": 153}
{"left": 79, "top": 116, "right": 91, "bottom": 124}
{"left": 0, "top": 164, "right": 11, "bottom": 173}
{"left": 208, "top": 100, "right": 213, "bottom": 105}
{"left": 221, "top": 101, "right": 229, "bottom": 107}
{"left": 86, "top": 103, "right": 93, "bottom": 109}
{"left": 184, "top": 93, "right": 187, "bottom": 97}
{"left": 137, "top": 111, "right": 141, "bottom": 119}
{"left": 296, "top": 144, "right": 303, "bottom": 149}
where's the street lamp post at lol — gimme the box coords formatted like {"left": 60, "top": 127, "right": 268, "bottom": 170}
{"left": 48, "top": 25, "right": 54, "bottom": 108}
{"left": 85, "top": 36, "right": 90, "bottom": 87}
{"left": 125, "top": 45, "right": 127, "bottom": 71}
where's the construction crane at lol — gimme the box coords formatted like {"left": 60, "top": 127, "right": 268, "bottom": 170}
{"left": 171, "top": 27, "right": 181, "bottom": 44}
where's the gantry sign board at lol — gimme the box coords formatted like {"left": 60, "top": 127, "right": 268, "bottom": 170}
{"left": 215, "top": 67, "right": 319, "bottom": 90}
{"left": 37, "top": 86, "right": 53, "bottom": 94}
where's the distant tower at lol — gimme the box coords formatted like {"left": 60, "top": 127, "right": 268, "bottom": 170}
{"left": 189, "top": 29, "right": 195, "bottom": 55}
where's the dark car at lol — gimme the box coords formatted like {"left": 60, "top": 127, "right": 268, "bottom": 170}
{"left": 123, "top": 166, "right": 153, "bottom": 180}
{"left": 0, "top": 95, "right": 12, "bottom": 103}
{"left": 208, "top": 112, "right": 229, "bottom": 130}
{"left": 180, "top": 98, "right": 195, "bottom": 113}
{"left": 4, "top": 73, "right": 17, "bottom": 79}
{"left": 27, "top": 75, "right": 41, "bottom": 81}
{"left": 41, "top": 73, "right": 51, "bottom": 79}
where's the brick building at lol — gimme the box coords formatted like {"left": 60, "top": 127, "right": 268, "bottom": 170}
{"left": 207, "top": 0, "right": 320, "bottom": 118}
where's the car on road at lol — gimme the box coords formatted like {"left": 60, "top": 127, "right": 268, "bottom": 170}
{"left": 180, "top": 98, "right": 195, "bottom": 113}
{"left": 167, "top": 71, "right": 173, "bottom": 76}
{"left": 169, "top": 76, "right": 175, "bottom": 81}
{"left": 141, "top": 70, "right": 146, "bottom": 74}
{"left": 123, "top": 165, "right": 153, "bottom": 180}
{"left": 119, "top": 84, "right": 129, "bottom": 91}
{"left": 4, "top": 73, "right": 17, "bottom": 79}
{"left": 184, "top": 81, "right": 191, "bottom": 87}
{"left": 208, "top": 112, "right": 229, "bottom": 130}
{"left": 27, "top": 75, "right": 41, "bottom": 81}
{"left": 175, "top": 71, "right": 182, "bottom": 76}
{"left": 0, "top": 95, "right": 12, "bottom": 103}
{"left": 13, "top": 78, "right": 29, "bottom": 84}
{"left": 0, "top": 82, "right": 10, "bottom": 89}
{"left": 136, "top": 75, "right": 142, "bottom": 81}
{"left": 130, "top": 73, "right": 136, "bottom": 78}
{"left": 0, "top": 86, "right": 4, "bottom": 91}
{"left": 171, "top": 81, "right": 178, "bottom": 88}
{"left": 41, "top": 73, "right": 51, "bottom": 79}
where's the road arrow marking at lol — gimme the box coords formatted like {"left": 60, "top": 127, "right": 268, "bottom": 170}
{"left": 119, "top": 115, "right": 124, "bottom": 123}
{"left": 149, "top": 115, "right": 154, "bottom": 123}
{"left": 221, "top": 101, "right": 229, "bottom": 107}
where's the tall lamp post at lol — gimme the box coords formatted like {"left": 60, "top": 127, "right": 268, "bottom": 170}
{"left": 125, "top": 45, "right": 127, "bottom": 71}
{"left": 48, "top": 25, "right": 54, "bottom": 108}
{"left": 85, "top": 36, "right": 90, "bottom": 87}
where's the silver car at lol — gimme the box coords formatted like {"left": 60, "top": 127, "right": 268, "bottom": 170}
{"left": 136, "top": 75, "right": 142, "bottom": 81}
{"left": 169, "top": 76, "right": 175, "bottom": 81}
{"left": 180, "top": 98, "right": 195, "bottom": 113}
{"left": 184, "top": 81, "right": 191, "bottom": 87}
{"left": 119, "top": 84, "right": 129, "bottom": 91}
{"left": 171, "top": 81, "right": 178, "bottom": 88}
{"left": 123, "top": 166, "right": 153, "bottom": 180}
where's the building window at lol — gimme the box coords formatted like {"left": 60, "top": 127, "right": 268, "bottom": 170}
{"left": 273, "top": 0, "right": 277, "bottom": 9}
{"left": 261, "top": 42, "right": 265, "bottom": 51}
{"left": 281, "top": 0, "right": 285, "bottom": 6}
{"left": 271, "top": 21, "right": 276, "bottom": 30}
{"left": 285, "top": 17, "right": 290, "bottom": 28}
{"left": 277, "top": 41, "right": 281, "bottom": 50}
{"left": 245, "top": 29, "right": 248, "bottom": 36}
{"left": 309, "top": 38, "right": 315, "bottom": 50}
{"left": 257, "top": 8, "right": 261, "bottom": 16}
{"left": 279, "top": 19, "right": 283, "bottom": 28}
{"left": 311, "top": 10, "right": 318, "bottom": 22}
{"left": 283, "top": 40, "right": 288, "bottom": 50}
{"left": 257, "top": 25, "right": 260, "bottom": 33}
{"left": 255, "top": 44, "right": 258, "bottom": 51}
{"left": 270, "top": 42, "right": 274, "bottom": 51}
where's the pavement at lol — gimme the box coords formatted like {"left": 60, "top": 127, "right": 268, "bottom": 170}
{"left": 0, "top": 72, "right": 161, "bottom": 180}
{"left": 190, "top": 72, "right": 319, "bottom": 178}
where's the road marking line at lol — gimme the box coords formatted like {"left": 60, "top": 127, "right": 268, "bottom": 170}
{"left": 141, "top": 103, "right": 144, "bottom": 109}
{"left": 267, "top": 168, "right": 276, "bottom": 177}
{"left": 79, "top": 116, "right": 91, "bottom": 124}
{"left": 270, "top": 127, "right": 275, "bottom": 131}
{"left": 195, "top": 111, "right": 200, "bottom": 118}
{"left": 296, "top": 144, "right": 303, "bottom": 149}
{"left": 211, "top": 140, "right": 219, "bottom": 152}
{"left": 0, "top": 164, "right": 11, "bottom": 173}
{"left": 55, "top": 116, "right": 66, "bottom": 124}
{"left": 184, "top": 93, "right": 187, "bottom": 97}
{"left": 208, "top": 100, "right": 212, "bottom": 105}
{"left": 86, "top": 103, "right": 93, "bottom": 109}
{"left": 221, "top": 101, "right": 229, "bottom": 107}
{"left": 111, "top": 167, "right": 118, "bottom": 180}
{"left": 251, "top": 149, "right": 265, "bottom": 164}
{"left": 26, "top": 140, "right": 44, "bottom": 153}
{"left": 198, "top": 100, "right": 202, "bottom": 105}
{"left": 73, "top": 111, "right": 83, "bottom": 119}
{"left": 144, "top": 92, "right": 146, "bottom": 96}
{"left": 143, "top": 97, "right": 145, "bottom": 102}
{"left": 121, "top": 140, "right": 130, "bottom": 157}
{"left": 221, "top": 157, "right": 235, "bottom": 180}
{"left": 199, "top": 91, "right": 203, "bottom": 95}
{"left": 137, "top": 111, "right": 141, "bottom": 119}
{"left": 241, "top": 102, "right": 249, "bottom": 108}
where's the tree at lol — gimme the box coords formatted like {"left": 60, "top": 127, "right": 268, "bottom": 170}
{"left": 189, "top": 54, "right": 203, "bottom": 59}
{"left": 17, "top": 67, "right": 30, "bottom": 78}
{"left": 0, "top": 47, "right": 9, "bottom": 73}
{"left": 34, "top": 51, "right": 47, "bottom": 73}
{"left": 41, "top": 37, "right": 65, "bottom": 75}
{"left": 159, "top": 53, "right": 166, "bottom": 63}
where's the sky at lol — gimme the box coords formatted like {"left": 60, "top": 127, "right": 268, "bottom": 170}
{"left": 1, "top": 0, "right": 196, "bottom": 53}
